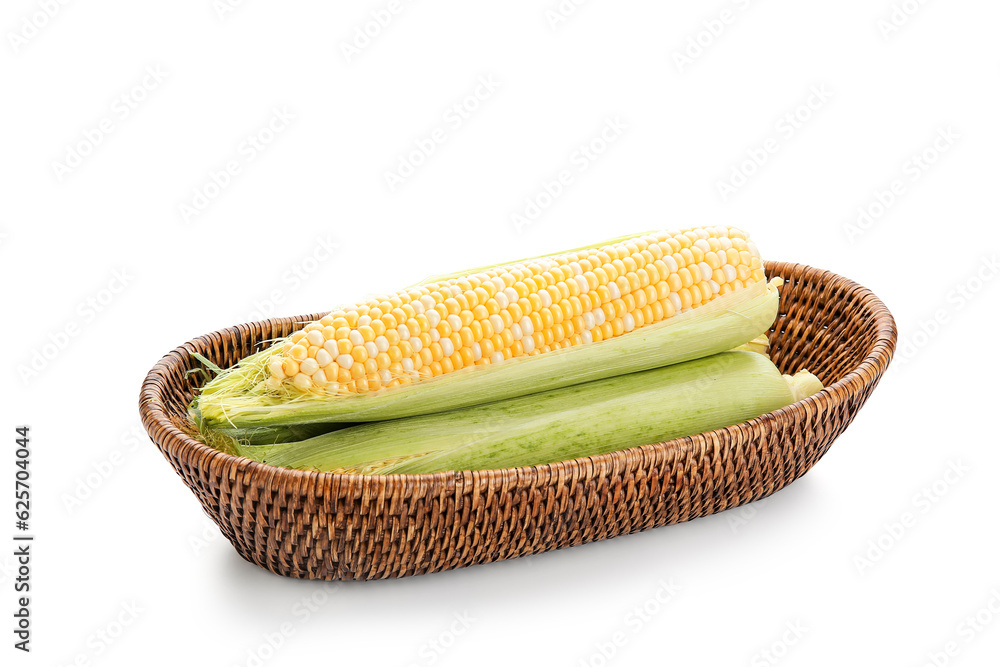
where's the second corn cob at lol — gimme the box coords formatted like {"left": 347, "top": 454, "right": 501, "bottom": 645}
{"left": 237, "top": 351, "right": 823, "bottom": 475}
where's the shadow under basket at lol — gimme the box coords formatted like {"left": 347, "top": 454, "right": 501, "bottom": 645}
{"left": 140, "top": 262, "right": 897, "bottom": 581}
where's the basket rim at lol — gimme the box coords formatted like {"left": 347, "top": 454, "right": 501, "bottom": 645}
{"left": 139, "top": 261, "right": 897, "bottom": 489}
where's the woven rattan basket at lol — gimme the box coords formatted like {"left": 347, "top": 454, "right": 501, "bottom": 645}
{"left": 140, "top": 262, "right": 896, "bottom": 581}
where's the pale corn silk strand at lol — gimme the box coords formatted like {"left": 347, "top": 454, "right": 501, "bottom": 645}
{"left": 265, "top": 226, "right": 766, "bottom": 397}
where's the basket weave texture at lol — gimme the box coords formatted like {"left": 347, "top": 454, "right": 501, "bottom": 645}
{"left": 139, "top": 262, "right": 897, "bottom": 581}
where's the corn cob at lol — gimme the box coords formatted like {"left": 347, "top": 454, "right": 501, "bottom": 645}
{"left": 194, "top": 227, "right": 774, "bottom": 429}
{"left": 272, "top": 226, "right": 764, "bottom": 393}
{"left": 236, "top": 351, "right": 824, "bottom": 475}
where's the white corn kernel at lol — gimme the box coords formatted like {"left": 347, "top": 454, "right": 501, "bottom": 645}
{"left": 440, "top": 338, "right": 454, "bottom": 357}
{"left": 698, "top": 262, "right": 713, "bottom": 281}
{"left": 268, "top": 358, "right": 286, "bottom": 379}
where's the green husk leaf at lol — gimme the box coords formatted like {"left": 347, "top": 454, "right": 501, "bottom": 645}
{"left": 236, "top": 351, "right": 823, "bottom": 475}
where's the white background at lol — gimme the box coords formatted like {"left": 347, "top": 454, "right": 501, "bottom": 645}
{"left": 3, "top": 1, "right": 999, "bottom": 665}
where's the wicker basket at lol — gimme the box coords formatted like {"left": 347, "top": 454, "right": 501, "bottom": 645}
{"left": 139, "top": 262, "right": 896, "bottom": 581}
